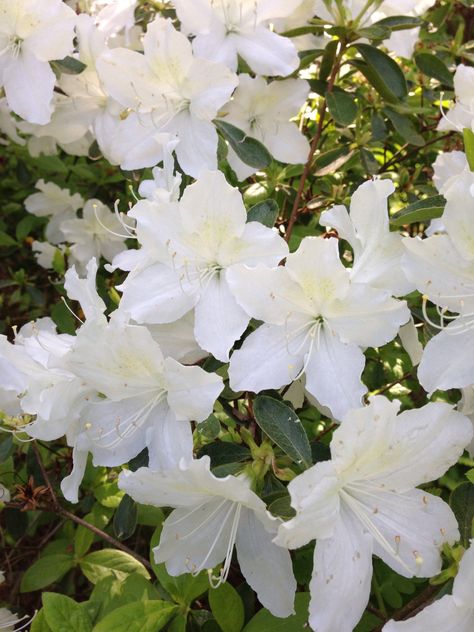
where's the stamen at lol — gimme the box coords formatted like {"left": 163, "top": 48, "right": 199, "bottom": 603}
{"left": 92, "top": 203, "right": 131, "bottom": 239}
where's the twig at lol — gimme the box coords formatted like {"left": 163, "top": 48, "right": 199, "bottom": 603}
{"left": 285, "top": 42, "right": 347, "bottom": 241}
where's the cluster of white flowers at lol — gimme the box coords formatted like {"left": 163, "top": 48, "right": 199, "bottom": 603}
{"left": 1, "top": 1, "right": 474, "bottom": 630}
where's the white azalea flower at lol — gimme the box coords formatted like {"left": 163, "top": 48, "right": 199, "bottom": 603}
{"left": 56, "top": 260, "right": 223, "bottom": 502}
{"left": 60, "top": 199, "right": 128, "bottom": 271}
{"left": 384, "top": 540, "right": 474, "bottom": 632}
{"left": 275, "top": 396, "right": 472, "bottom": 632}
{"left": 402, "top": 169, "right": 474, "bottom": 393}
{"left": 97, "top": 17, "right": 238, "bottom": 176}
{"left": 438, "top": 64, "right": 474, "bottom": 132}
{"left": 0, "top": 0, "right": 76, "bottom": 124}
{"left": 220, "top": 74, "right": 310, "bottom": 180}
{"left": 320, "top": 179, "right": 415, "bottom": 296}
{"left": 0, "top": 484, "right": 10, "bottom": 503}
{"left": 119, "top": 456, "right": 296, "bottom": 618}
{"left": 24, "top": 179, "right": 84, "bottom": 245}
{"left": 0, "top": 608, "right": 19, "bottom": 632}
{"left": 0, "top": 98, "right": 25, "bottom": 145}
{"left": 228, "top": 236, "right": 409, "bottom": 420}
{"left": 118, "top": 170, "right": 289, "bottom": 361}
{"left": 32, "top": 241, "right": 65, "bottom": 270}
{"left": 173, "top": 0, "right": 301, "bottom": 77}
{"left": 459, "top": 386, "right": 474, "bottom": 458}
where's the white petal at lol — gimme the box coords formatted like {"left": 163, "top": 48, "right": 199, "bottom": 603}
{"left": 164, "top": 356, "right": 223, "bottom": 420}
{"left": 194, "top": 275, "right": 249, "bottom": 361}
{"left": 304, "top": 327, "right": 367, "bottom": 422}
{"left": 327, "top": 284, "right": 410, "bottom": 348}
{"left": 3, "top": 53, "right": 55, "bottom": 124}
{"left": 236, "top": 508, "right": 296, "bottom": 618}
{"left": 398, "top": 317, "right": 423, "bottom": 366}
{"left": 64, "top": 259, "right": 106, "bottom": 322}
{"left": 355, "top": 488, "right": 459, "bottom": 578}
{"left": 60, "top": 446, "right": 89, "bottom": 504}
{"left": 235, "top": 28, "right": 299, "bottom": 77}
{"left": 383, "top": 595, "right": 474, "bottom": 632}
{"left": 119, "top": 263, "right": 198, "bottom": 324}
{"left": 309, "top": 510, "right": 373, "bottom": 632}
{"left": 234, "top": 222, "right": 289, "bottom": 266}
{"left": 147, "top": 412, "right": 193, "bottom": 471}
{"left": 155, "top": 498, "right": 236, "bottom": 575}
{"left": 453, "top": 541, "right": 474, "bottom": 608}
{"left": 418, "top": 324, "right": 474, "bottom": 392}
{"left": 228, "top": 322, "right": 307, "bottom": 393}
{"left": 173, "top": 115, "right": 218, "bottom": 178}
{"left": 264, "top": 122, "right": 310, "bottom": 165}
{"left": 275, "top": 461, "right": 340, "bottom": 549}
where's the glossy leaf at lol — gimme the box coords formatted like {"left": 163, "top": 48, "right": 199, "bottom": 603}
{"left": 390, "top": 195, "right": 446, "bottom": 226}
{"left": 214, "top": 120, "right": 272, "bottom": 169}
{"left": 209, "top": 582, "right": 245, "bottom": 632}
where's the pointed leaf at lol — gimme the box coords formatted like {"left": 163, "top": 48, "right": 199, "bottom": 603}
{"left": 253, "top": 396, "right": 312, "bottom": 468}
{"left": 450, "top": 482, "right": 474, "bottom": 546}
{"left": 214, "top": 120, "right": 272, "bottom": 169}
{"left": 415, "top": 53, "right": 453, "bottom": 87}
{"left": 247, "top": 200, "right": 279, "bottom": 227}
{"left": 92, "top": 601, "right": 177, "bottom": 632}
{"left": 43, "top": 593, "right": 92, "bottom": 632}
{"left": 390, "top": 195, "right": 446, "bottom": 226}
{"left": 113, "top": 494, "right": 138, "bottom": 541}
{"left": 20, "top": 554, "right": 75, "bottom": 593}
{"left": 352, "top": 44, "right": 407, "bottom": 103}
{"left": 209, "top": 583, "right": 245, "bottom": 632}
{"left": 326, "top": 91, "right": 357, "bottom": 126}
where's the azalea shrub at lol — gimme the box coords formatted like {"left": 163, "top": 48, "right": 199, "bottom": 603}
{"left": 1, "top": 0, "right": 474, "bottom": 631}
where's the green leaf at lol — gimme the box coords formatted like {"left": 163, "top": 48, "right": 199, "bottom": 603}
{"left": 390, "top": 195, "right": 446, "bottom": 226}
{"left": 0, "top": 435, "right": 13, "bottom": 463}
{"left": 197, "top": 442, "right": 251, "bottom": 467}
{"left": 51, "top": 301, "right": 76, "bottom": 335}
{"left": 75, "top": 504, "right": 113, "bottom": 558}
{"left": 383, "top": 106, "right": 424, "bottom": 146}
{"left": 356, "top": 25, "right": 391, "bottom": 40}
{"left": 214, "top": 120, "right": 272, "bottom": 169}
{"left": 80, "top": 549, "right": 149, "bottom": 584}
{"left": 113, "top": 494, "right": 138, "bottom": 540}
{"left": 267, "top": 494, "right": 296, "bottom": 520}
{"left": 16, "top": 215, "right": 39, "bottom": 241}
{"left": 372, "top": 15, "right": 423, "bottom": 31}
{"left": 196, "top": 414, "right": 222, "bottom": 441}
{"left": 31, "top": 610, "right": 53, "bottom": 632}
{"left": 209, "top": 583, "right": 245, "bottom": 632}
{"left": 319, "top": 39, "right": 339, "bottom": 81}
{"left": 463, "top": 128, "right": 474, "bottom": 172}
{"left": 242, "top": 592, "right": 309, "bottom": 631}
{"left": 50, "top": 56, "right": 87, "bottom": 75}
{"left": 90, "top": 574, "right": 160, "bottom": 619}
{"left": 20, "top": 554, "right": 75, "bottom": 592}
{"left": 352, "top": 44, "right": 407, "bottom": 103}
{"left": 247, "top": 199, "right": 279, "bottom": 227}
{"left": 43, "top": 593, "right": 92, "bottom": 632}
{"left": 0, "top": 231, "right": 17, "bottom": 247}
{"left": 414, "top": 53, "right": 453, "bottom": 87}
{"left": 450, "top": 482, "right": 474, "bottom": 546}
{"left": 92, "top": 601, "right": 177, "bottom": 632}
{"left": 326, "top": 90, "right": 357, "bottom": 126}
{"left": 253, "top": 396, "right": 312, "bottom": 468}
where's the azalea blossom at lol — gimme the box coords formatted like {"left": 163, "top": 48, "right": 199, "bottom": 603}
{"left": 275, "top": 396, "right": 473, "bottom": 632}
{"left": 60, "top": 198, "right": 128, "bottom": 271}
{"left": 220, "top": 74, "right": 310, "bottom": 180}
{"left": 384, "top": 540, "right": 474, "bottom": 631}
{"left": 402, "top": 168, "right": 474, "bottom": 394}
{"left": 320, "top": 179, "right": 414, "bottom": 296}
{"left": 0, "top": 608, "right": 20, "bottom": 632}
{"left": 118, "top": 170, "right": 289, "bottom": 361}
{"left": 0, "top": 0, "right": 76, "bottom": 124}
{"left": 119, "top": 456, "right": 296, "bottom": 618}
{"left": 228, "top": 236, "right": 409, "bottom": 420}
{"left": 97, "top": 17, "right": 238, "bottom": 176}
{"left": 24, "top": 179, "right": 84, "bottom": 244}
{"left": 172, "top": 0, "right": 301, "bottom": 76}
{"left": 438, "top": 64, "right": 474, "bottom": 132}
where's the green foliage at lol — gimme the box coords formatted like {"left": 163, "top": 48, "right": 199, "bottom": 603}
{"left": 214, "top": 120, "right": 273, "bottom": 169}
{"left": 209, "top": 583, "right": 245, "bottom": 632}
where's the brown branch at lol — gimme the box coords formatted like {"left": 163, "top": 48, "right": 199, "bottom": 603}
{"left": 31, "top": 440, "right": 152, "bottom": 571}
{"left": 374, "top": 584, "right": 439, "bottom": 631}
{"left": 285, "top": 42, "right": 347, "bottom": 242}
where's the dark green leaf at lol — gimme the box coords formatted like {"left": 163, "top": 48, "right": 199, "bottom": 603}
{"left": 415, "top": 53, "right": 453, "bottom": 87}
{"left": 209, "top": 583, "right": 245, "bottom": 632}
{"left": 356, "top": 25, "right": 391, "bottom": 40}
{"left": 0, "top": 231, "right": 17, "bottom": 247}
{"left": 113, "top": 494, "right": 138, "bottom": 541}
{"left": 197, "top": 442, "right": 250, "bottom": 467}
{"left": 360, "top": 148, "right": 379, "bottom": 175}
{"left": 352, "top": 44, "right": 408, "bottom": 103}
{"left": 383, "top": 106, "right": 424, "bottom": 146}
{"left": 196, "top": 414, "right": 221, "bottom": 440}
{"left": 51, "top": 301, "right": 77, "bottom": 335}
{"left": 214, "top": 120, "right": 272, "bottom": 169}
{"left": 253, "top": 396, "right": 312, "bottom": 468}
{"left": 450, "top": 482, "right": 474, "bottom": 546}
{"left": 267, "top": 494, "right": 296, "bottom": 520}
{"left": 247, "top": 199, "right": 279, "bottom": 227}
{"left": 20, "top": 554, "right": 75, "bottom": 592}
{"left": 319, "top": 40, "right": 339, "bottom": 81}
{"left": 242, "top": 592, "right": 309, "bottom": 631}
{"left": 92, "top": 601, "right": 177, "bottom": 632}
{"left": 390, "top": 195, "right": 445, "bottom": 226}
{"left": 51, "top": 56, "right": 87, "bottom": 75}
{"left": 16, "top": 215, "right": 39, "bottom": 241}
{"left": 326, "top": 90, "right": 357, "bottom": 126}
{"left": 372, "top": 15, "right": 423, "bottom": 31}
{"left": 0, "top": 435, "right": 13, "bottom": 463}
